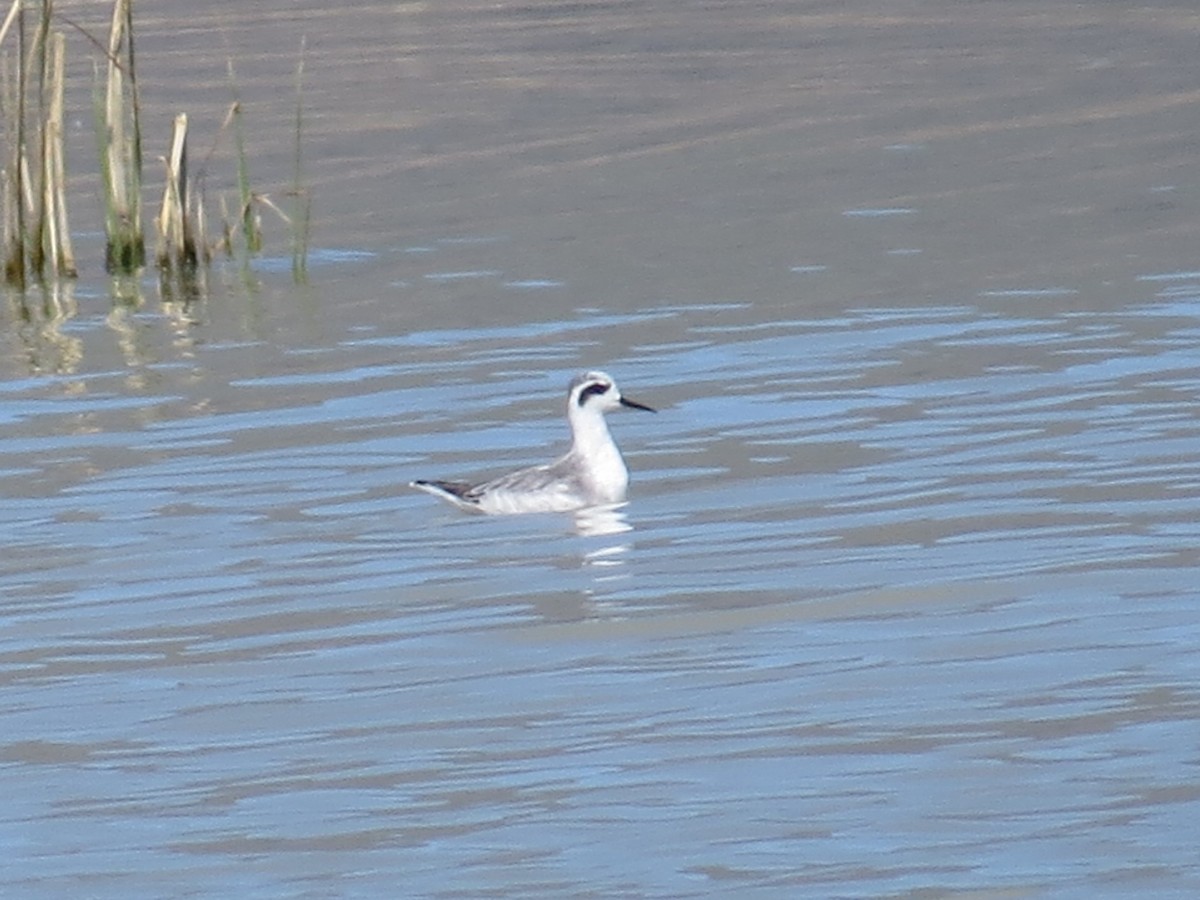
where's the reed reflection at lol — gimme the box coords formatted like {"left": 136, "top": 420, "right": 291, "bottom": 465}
{"left": 2, "top": 281, "right": 82, "bottom": 375}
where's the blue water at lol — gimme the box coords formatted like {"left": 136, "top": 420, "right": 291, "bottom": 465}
{"left": 5, "top": 270, "right": 1199, "bottom": 897}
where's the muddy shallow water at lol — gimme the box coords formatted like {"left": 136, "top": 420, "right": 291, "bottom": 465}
{"left": 3, "top": 1, "right": 1200, "bottom": 896}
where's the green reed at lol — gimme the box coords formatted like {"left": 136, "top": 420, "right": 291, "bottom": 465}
{"left": 289, "top": 36, "right": 311, "bottom": 283}
{"left": 2, "top": 0, "right": 76, "bottom": 286}
{"left": 2, "top": 0, "right": 313, "bottom": 290}
{"left": 98, "top": 0, "right": 145, "bottom": 273}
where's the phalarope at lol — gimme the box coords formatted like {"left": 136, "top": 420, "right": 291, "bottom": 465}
{"left": 411, "top": 370, "right": 656, "bottom": 514}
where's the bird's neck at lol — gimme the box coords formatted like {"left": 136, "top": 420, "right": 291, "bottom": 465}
{"left": 569, "top": 409, "right": 619, "bottom": 460}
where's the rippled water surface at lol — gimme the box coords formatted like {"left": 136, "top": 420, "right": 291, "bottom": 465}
{"left": 4, "top": 1, "right": 1200, "bottom": 897}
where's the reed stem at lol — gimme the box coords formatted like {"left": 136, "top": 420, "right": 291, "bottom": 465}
{"left": 102, "top": 0, "right": 144, "bottom": 272}
{"left": 290, "top": 36, "right": 310, "bottom": 283}
{"left": 43, "top": 31, "right": 75, "bottom": 277}
{"left": 155, "top": 112, "right": 196, "bottom": 271}
{"left": 226, "top": 61, "right": 261, "bottom": 257}
{"left": 2, "top": 0, "right": 28, "bottom": 286}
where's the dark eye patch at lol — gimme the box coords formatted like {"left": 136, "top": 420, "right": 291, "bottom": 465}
{"left": 577, "top": 381, "right": 611, "bottom": 406}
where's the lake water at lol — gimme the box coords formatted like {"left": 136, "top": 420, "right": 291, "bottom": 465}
{"left": 3, "top": 1, "right": 1200, "bottom": 897}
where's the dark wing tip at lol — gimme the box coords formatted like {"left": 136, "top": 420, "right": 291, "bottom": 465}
{"left": 411, "top": 479, "right": 482, "bottom": 504}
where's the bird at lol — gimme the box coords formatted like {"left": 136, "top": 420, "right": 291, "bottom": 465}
{"left": 411, "top": 370, "right": 656, "bottom": 514}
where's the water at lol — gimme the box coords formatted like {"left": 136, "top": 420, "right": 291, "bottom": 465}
{"left": 3, "top": 1, "right": 1200, "bottom": 897}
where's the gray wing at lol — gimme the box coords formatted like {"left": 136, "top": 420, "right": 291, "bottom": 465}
{"left": 475, "top": 454, "right": 584, "bottom": 497}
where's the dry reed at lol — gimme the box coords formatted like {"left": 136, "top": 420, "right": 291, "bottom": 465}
{"left": 2, "top": 0, "right": 312, "bottom": 288}
{"left": 99, "top": 0, "right": 144, "bottom": 272}
{"left": 2, "top": 0, "right": 75, "bottom": 286}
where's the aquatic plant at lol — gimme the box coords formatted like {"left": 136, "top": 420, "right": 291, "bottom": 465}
{"left": 289, "top": 37, "right": 311, "bottom": 283}
{"left": 1, "top": 0, "right": 76, "bottom": 286}
{"left": 154, "top": 112, "right": 209, "bottom": 301}
{"left": 97, "top": 0, "right": 145, "bottom": 273}
{"left": 1, "top": 0, "right": 312, "bottom": 289}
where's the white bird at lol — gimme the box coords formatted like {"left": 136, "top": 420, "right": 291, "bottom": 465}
{"left": 411, "top": 370, "right": 656, "bottom": 514}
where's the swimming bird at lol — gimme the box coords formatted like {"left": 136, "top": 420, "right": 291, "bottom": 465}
{"left": 411, "top": 370, "right": 656, "bottom": 514}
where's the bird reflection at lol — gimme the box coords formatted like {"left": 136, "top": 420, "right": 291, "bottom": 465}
{"left": 573, "top": 503, "right": 632, "bottom": 537}
{"left": 574, "top": 504, "right": 634, "bottom": 572}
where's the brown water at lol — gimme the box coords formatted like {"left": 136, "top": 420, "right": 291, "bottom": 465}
{"left": 3, "top": 1, "right": 1200, "bottom": 896}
